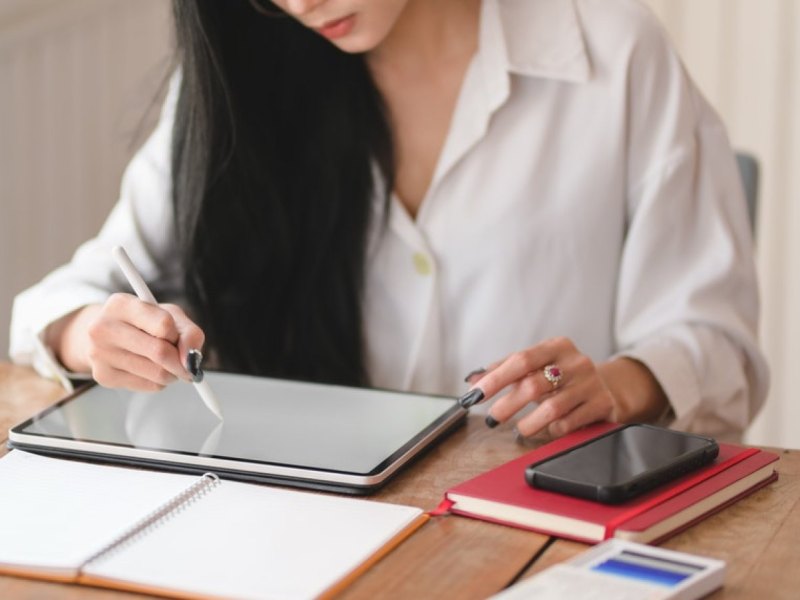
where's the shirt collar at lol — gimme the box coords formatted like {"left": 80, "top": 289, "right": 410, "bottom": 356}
{"left": 374, "top": 0, "right": 592, "bottom": 228}
{"left": 482, "top": 0, "right": 591, "bottom": 83}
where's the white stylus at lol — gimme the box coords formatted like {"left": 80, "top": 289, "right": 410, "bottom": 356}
{"left": 112, "top": 245, "right": 223, "bottom": 420}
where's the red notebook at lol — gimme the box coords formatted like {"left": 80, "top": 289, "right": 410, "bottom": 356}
{"left": 436, "top": 423, "right": 779, "bottom": 544}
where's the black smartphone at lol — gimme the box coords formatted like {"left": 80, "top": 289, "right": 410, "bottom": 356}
{"left": 524, "top": 424, "right": 719, "bottom": 504}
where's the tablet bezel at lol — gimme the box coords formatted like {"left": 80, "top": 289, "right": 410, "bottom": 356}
{"left": 7, "top": 378, "right": 466, "bottom": 495}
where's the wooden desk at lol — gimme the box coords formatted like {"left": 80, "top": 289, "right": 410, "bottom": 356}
{"left": 1, "top": 362, "right": 798, "bottom": 599}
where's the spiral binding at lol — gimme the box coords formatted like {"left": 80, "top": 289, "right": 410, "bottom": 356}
{"left": 80, "top": 472, "right": 221, "bottom": 570}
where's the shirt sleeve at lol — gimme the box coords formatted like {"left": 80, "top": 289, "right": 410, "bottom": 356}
{"left": 8, "top": 72, "right": 183, "bottom": 386}
{"left": 612, "top": 11, "right": 768, "bottom": 441}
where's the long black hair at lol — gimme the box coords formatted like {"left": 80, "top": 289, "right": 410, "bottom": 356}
{"left": 171, "top": 0, "right": 394, "bottom": 385}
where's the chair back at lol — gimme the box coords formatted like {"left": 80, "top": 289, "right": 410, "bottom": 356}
{"left": 735, "top": 152, "right": 759, "bottom": 234}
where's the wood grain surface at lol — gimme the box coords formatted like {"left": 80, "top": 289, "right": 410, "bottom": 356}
{"left": 1, "top": 362, "right": 798, "bottom": 599}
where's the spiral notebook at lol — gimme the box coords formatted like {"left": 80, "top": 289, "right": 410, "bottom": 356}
{"left": 0, "top": 451, "right": 427, "bottom": 599}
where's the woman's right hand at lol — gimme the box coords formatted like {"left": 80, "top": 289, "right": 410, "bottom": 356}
{"left": 48, "top": 293, "right": 205, "bottom": 392}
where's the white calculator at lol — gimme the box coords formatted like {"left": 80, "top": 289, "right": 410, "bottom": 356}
{"left": 492, "top": 539, "right": 725, "bottom": 600}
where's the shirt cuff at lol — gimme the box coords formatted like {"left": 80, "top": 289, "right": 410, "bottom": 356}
{"left": 26, "top": 305, "right": 96, "bottom": 392}
{"left": 31, "top": 333, "right": 77, "bottom": 392}
{"left": 615, "top": 336, "right": 701, "bottom": 425}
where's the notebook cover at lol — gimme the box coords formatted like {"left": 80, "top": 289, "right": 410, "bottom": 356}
{"left": 618, "top": 450, "right": 779, "bottom": 536}
{"left": 642, "top": 470, "right": 778, "bottom": 545}
{"left": 444, "top": 423, "right": 779, "bottom": 543}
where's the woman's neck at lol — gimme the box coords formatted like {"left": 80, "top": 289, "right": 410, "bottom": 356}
{"left": 366, "top": 0, "right": 481, "bottom": 76}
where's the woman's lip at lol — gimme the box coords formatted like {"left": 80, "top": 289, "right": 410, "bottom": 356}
{"left": 315, "top": 14, "right": 356, "bottom": 39}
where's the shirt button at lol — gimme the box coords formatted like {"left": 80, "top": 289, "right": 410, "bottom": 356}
{"left": 412, "top": 252, "right": 432, "bottom": 276}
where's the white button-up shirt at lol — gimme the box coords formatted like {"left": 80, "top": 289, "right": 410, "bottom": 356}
{"left": 10, "top": 0, "right": 768, "bottom": 441}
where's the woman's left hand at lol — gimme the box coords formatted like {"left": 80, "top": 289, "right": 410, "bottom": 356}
{"left": 462, "top": 337, "right": 668, "bottom": 438}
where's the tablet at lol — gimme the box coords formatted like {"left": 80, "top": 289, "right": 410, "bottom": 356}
{"left": 8, "top": 372, "right": 465, "bottom": 494}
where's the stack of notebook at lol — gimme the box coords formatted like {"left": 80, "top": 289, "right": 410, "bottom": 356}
{"left": 436, "top": 423, "right": 779, "bottom": 544}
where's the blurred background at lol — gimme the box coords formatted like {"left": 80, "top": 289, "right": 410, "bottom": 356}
{"left": 1, "top": 0, "right": 797, "bottom": 448}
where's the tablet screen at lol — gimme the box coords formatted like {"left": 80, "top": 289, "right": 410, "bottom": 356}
{"left": 13, "top": 372, "right": 459, "bottom": 475}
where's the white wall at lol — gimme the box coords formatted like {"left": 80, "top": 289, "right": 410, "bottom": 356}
{"left": 641, "top": 0, "right": 800, "bottom": 448}
{"left": 0, "top": 0, "right": 171, "bottom": 359}
{"left": 2, "top": 0, "right": 798, "bottom": 447}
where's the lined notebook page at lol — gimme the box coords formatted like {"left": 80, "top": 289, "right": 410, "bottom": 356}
{"left": 0, "top": 451, "right": 198, "bottom": 574}
{"left": 86, "top": 480, "right": 424, "bottom": 600}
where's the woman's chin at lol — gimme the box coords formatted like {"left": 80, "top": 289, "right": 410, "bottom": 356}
{"left": 325, "top": 31, "right": 383, "bottom": 54}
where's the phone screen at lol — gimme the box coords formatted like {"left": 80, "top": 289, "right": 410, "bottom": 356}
{"left": 526, "top": 425, "right": 718, "bottom": 502}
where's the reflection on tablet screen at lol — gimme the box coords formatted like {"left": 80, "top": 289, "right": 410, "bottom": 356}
{"left": 19, "top": 372, "right": 457, "bottom": 475}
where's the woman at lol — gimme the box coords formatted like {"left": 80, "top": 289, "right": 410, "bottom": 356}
{"left": 10, "top": 0, "right": 768, "bottom": 442}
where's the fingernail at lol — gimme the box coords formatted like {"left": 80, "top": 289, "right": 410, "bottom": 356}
{"left": 485, "top": 414, "right": 499, "bottom": 428}
{"left": 186, "top": 349, "right": 204, "bottom": 383}
{"left": 513, "top": 427, "right": 539, "bottom": 446}
{"left": 463, "top": 367, "right": 487, "bottom": 383}
{"left": 457, "top": 388, "right": 485, "bottom": 409}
